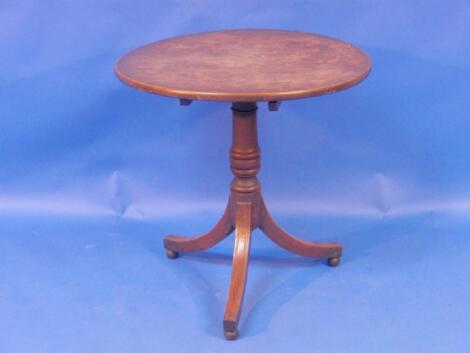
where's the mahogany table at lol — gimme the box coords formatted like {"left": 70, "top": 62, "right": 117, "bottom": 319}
{"left": 115, "top": 29, "right": 371, "bottom": 340}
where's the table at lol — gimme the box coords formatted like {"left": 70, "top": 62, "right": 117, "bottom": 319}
{"left": 115, "top": 29, "right": 371, "bottom": 340}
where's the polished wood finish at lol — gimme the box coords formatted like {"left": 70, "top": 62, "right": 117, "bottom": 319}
{"left": 163, "top": 103, "right": 342, "bottom": 339}
{"left": 115, "top": 30, "right": 371, "bottom": 340}
{"left": 223, "top": 201, "right": 252, "bottom": 340}
{"left": 115, "top": 29, "right": 371, "bottom": 102}
{"left": 164, "top": 202, "right": 233, "bottom": 254}
{"left": 260, "top": 197, "right": 341, "bottom": 259}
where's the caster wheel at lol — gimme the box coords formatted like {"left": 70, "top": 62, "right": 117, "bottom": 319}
{"left": 166, "top": 248, "right": 179, "bottom": 259}
{"left": 224, "top": 329, "right": 238, "bottom": 340}
{"left": 327, "top": 257, "right": 340, "bottom": 267}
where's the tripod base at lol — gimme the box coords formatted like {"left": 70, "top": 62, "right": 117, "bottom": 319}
{"left": 163, "top": 190, "right": 342, "bottom": 340}
{"left": 164, "top": 101, "right": 342, "bottom": 340}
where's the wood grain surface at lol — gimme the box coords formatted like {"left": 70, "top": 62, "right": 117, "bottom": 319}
{"left": 115, "top": 29, "right": 371, "bottom": 102}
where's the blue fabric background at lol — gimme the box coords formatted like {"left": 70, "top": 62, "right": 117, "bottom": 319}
{"left": 1, "top": 1, "right": 469, "bottom": 352}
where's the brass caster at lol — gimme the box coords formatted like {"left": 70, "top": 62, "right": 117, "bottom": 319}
{"left": 166, "top": 248, "right": 179, "bottom": 259}
{"left": 224, "top": 329, "right": 239, "bottom": 340}
{"left": 327, "top": 257, "right": 340, "bottom": 267}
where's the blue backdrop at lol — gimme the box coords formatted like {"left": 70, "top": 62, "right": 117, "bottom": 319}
{"left": 1, "top": 1, "right": 469, "bottom": 352}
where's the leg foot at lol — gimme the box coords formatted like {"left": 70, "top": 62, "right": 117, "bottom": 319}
{"left": 163, "top": 204, "right": 233, "bottom": 255}
{"left": 224, "top": 329, "right": 239, "bottom": 340}
{"left": 223, "top": 202, "right": 252, "bottom": 340}
{"left": 166, "top": 248, "right": 179, "bottom": 259}
{"left": 327, "top": 256, "right": 341, "bottom": 267}
{"left": 260, "top": 199, "right": 342, "bottom": 260}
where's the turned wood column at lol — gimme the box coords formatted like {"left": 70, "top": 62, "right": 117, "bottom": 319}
{"left": 229, "top": 102, "right": 263, "bottom": 227}
{"left": 230, "top": 102, "right": 260, "bottom": 194}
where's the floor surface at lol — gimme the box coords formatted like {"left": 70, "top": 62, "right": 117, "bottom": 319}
{"left": 0, "top": 211, "right": 469, "bottom": 353}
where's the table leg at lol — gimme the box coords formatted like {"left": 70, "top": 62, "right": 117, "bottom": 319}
{"left": 260, "top": 198, "right": 342, "bottom": 266}
{"left": 223, "top": 201, "right": 252, "bottom": 340}
{"left": 163, "top": 203, "right": 234, "bottom": 258}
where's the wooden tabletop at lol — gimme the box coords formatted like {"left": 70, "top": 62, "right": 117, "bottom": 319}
{"left": 115, "top": 29, "right": 371, "bottom": 102}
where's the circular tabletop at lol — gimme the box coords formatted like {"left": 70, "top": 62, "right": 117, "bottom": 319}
{"left": 115, "top": 29, "right": 371, "bottom": 102}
